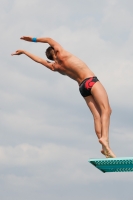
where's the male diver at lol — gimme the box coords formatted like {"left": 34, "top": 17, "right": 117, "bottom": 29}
{"left": 12, "top": 36, "right": 116, "bottom": 158}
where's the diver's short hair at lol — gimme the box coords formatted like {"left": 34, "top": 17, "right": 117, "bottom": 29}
{"left": 45, "top": 46, "right": 54, "bottom": 60}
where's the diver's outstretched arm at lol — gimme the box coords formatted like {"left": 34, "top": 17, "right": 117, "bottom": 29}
{"left": 11, "top": 50, "right": 55, "bottom": 71}
{"left": 20, "top": 36, "right": 62, "bottom": 51}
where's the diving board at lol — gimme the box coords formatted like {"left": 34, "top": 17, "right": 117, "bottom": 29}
{"left": 89, "top": 157, "right": 133, "bottom": 173}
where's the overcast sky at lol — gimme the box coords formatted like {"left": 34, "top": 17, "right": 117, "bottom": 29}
{"left": 0, "top": 0, "right": 133, "bottom": 200}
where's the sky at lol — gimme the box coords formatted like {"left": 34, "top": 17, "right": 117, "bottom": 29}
{"left": 0, "top": 0, "right": 133, "bottom": 199}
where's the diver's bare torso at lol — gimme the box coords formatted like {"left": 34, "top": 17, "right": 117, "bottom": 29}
{"left": 52, "top": 49, "right": 95, "bottom": 85}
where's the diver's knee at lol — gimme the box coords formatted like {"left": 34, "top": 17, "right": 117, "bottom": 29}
{"left": 101, "top": 106, "right": 112, "bottom": 116}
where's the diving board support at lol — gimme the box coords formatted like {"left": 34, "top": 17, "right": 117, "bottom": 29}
{"left": 89, "top": 157, "right": 133, "bottom": 173}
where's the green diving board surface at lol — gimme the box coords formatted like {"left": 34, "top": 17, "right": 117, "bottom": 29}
{"left": 89, "top": 157, "right": 133, "bottom": 173}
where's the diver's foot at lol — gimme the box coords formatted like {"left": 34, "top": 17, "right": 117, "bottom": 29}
{"left": 99, "top": 138, "right": 116, "bottom": 158}
{"left": 101, "top": 149, "right": 108, "bottom": 157}
{"left": 101, "top": 144, "right": 110, "bottom": 158}
{"left": 101, "top": 149, "right": 111, "bottom": 158}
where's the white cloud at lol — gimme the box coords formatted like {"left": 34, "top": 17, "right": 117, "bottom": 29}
{"left": 0, "top": 143, "right": 94, "bottom": 183}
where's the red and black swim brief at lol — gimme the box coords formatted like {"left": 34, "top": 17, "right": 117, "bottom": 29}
{"left": 79, "top": 77, "right": 99, "bottom": 97}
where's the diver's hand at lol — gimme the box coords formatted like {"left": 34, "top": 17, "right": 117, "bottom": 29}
{"left": 11, "top": 50, "right": 24, "bottom": 56}
{"left": 20, "top": 36, "right": 32, "bottom": 42}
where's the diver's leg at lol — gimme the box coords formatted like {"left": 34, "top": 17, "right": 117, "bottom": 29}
{"left": 91, "top": 81, "right": 116, "bottom": 158}
{"left": 84, "top": 95, "right": 108, "bottom": 157}
{"left": 84, "top": 95, "right": 102, "bottom": 139}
